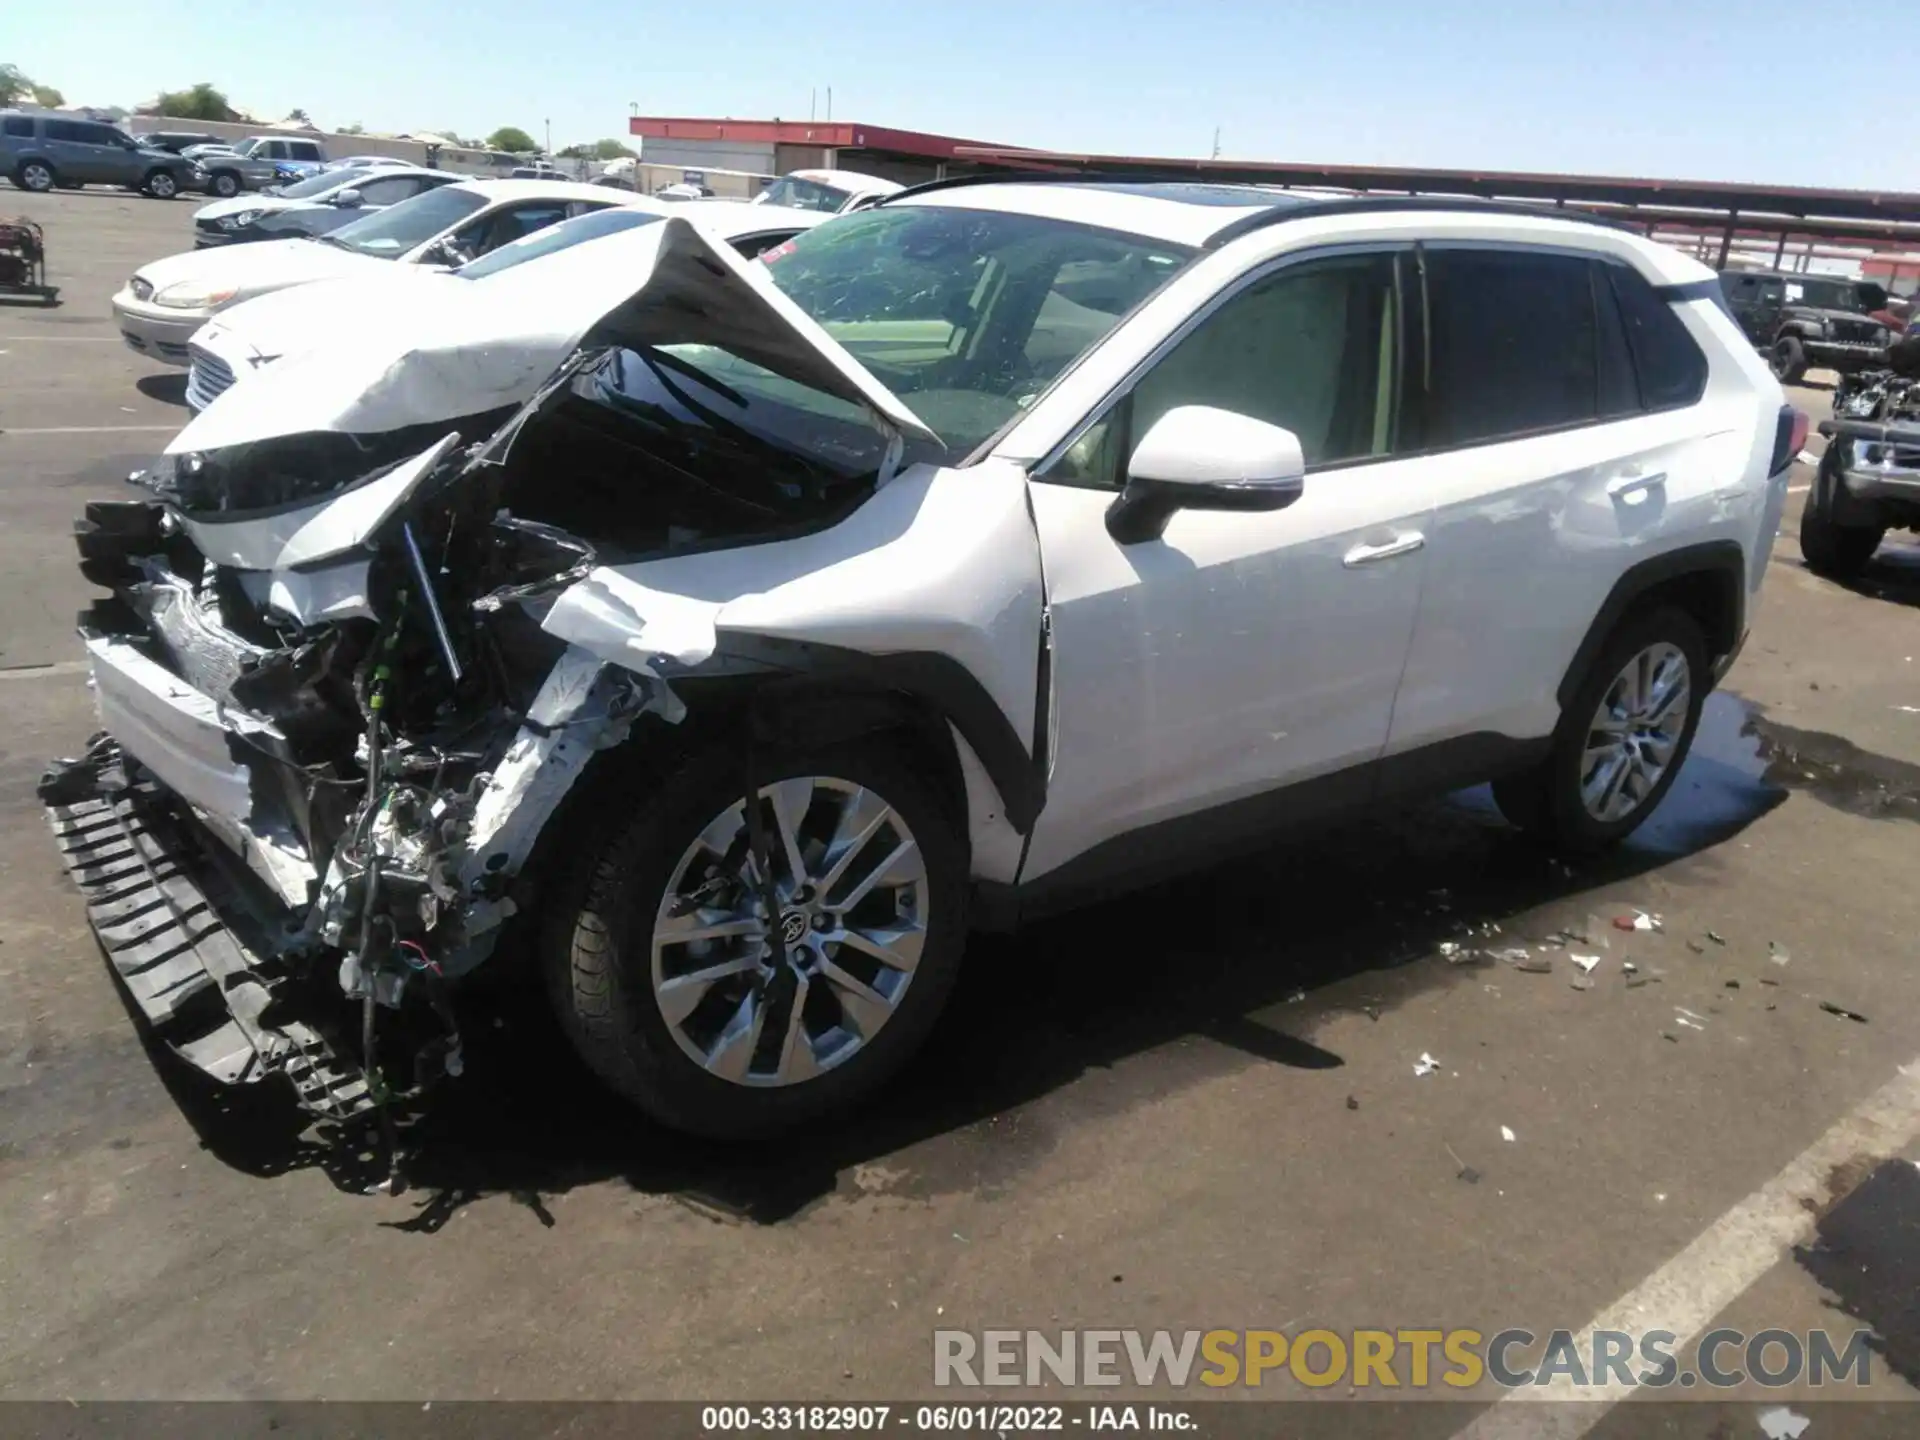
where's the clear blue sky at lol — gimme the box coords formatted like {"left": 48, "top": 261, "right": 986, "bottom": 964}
{"left": 15, "top": 0, "right": 1918, "bottom": 190}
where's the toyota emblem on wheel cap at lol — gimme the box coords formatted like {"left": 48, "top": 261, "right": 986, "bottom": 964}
{"left": 780, "top": 910, "right": 810, "bottom": 946}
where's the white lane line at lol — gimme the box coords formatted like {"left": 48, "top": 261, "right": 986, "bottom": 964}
{"left": 0, "top": 424, "right": 177, "bottom": 436}
{"left": 1452, "top": 1057, "right": 1920, "bottom": 1440}
{"left": 0, "top": 660, "right": 89, "bottom": 682}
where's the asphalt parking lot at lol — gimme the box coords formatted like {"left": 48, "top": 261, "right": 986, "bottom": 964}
{"left": 3, "top": 189, "right": 1920, "bottom": 1434}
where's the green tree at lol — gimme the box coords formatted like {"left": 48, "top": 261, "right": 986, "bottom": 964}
{"left": 153, "top": 83, "right": 240, "bottom": 122}
{"left": 285, "top": 107, "right": 311, "bottom": 125}
{"left": 591, "top": 138, "right": 637, "bottom": 160}
{"left": 338, "top": 121, "right": 365, "bottom": 136}
{"left": 0, "top": 64, "right": 36, "bottom": 106}
{"left": 485, "top": 125, "right": 536, "bottom": 153}
{"left": 31, "top": 83, "right": 63, "bottom": 107}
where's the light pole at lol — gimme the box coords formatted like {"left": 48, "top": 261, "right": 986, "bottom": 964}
{"left": 544, "top": 117, "right": 551, "bottom": 156}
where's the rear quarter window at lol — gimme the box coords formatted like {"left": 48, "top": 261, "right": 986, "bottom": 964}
{"left": 1605, "top": 264, "right": 1709, "bottom": 410}
{"left": 2, "top": 117, "right": 32, "bottom": 139}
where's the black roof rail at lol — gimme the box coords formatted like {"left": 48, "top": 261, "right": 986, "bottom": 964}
{"left": 1202, "top": 194, "right": 1637, "bottom": 248}
{"left": 877, "top": 174, "right": 1641, "bottom": 245}
{"left": 878, "top": 170, "right": 1295, "bottom": 205}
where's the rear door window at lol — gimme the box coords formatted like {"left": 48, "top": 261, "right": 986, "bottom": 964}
{"left": 2, "top": 117, "right": 32, "bottom": 138}
{"left": 1420, "top": 249, "right": 1598, "bottom": 448}
{"left": 44, "top": 120, "right": 89, "bottom": 143}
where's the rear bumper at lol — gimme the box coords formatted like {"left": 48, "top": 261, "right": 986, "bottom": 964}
{"left": 44, "top": 740, "right": 372, "bottom": 1119}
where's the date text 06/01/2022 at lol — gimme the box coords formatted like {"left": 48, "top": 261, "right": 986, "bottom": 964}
{"left": 698, "top": 1404, "right": 1198, "bottom": 1432}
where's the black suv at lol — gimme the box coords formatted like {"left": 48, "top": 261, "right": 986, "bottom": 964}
{"left": 1718, "top": 269, "right": 1890, "bottom": 384}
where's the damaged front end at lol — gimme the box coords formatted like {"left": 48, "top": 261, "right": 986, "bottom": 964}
{"left": 43, "top": 215, "right": 983, "bottom": 1126}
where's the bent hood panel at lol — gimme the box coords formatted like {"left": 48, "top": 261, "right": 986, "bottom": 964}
{"left": 542, "top": 458, "right": 1044, "bottom": 750}
{"left": 176, "top": 433, "right": 462, "bottom": 572}
{"left": 167, "top": 216, "right": 935, "bottom": 455}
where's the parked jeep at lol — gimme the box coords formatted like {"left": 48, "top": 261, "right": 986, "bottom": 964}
{"left": 1718, "top": 269, "right": 1891, "bottom": 384}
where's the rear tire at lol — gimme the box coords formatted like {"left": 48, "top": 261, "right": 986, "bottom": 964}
{"left": 1799, "top": 467, "right": 1883, "bottom": 579}
{"left": 15, "top": 160, "right": 55, "bottom": 193}
{"left": 545, "top": 735, "right": 968, "bottom": 1139}
{"left": 1494, "top": 606, "right": 1708, "bottom": 852}
{"left": 1771, "top": 335, "right": 1808, "bottom": 384}
{"left": 142, "top": 169, "right": 178, "bottom": 200}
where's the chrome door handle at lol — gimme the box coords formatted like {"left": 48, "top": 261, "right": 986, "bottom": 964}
{"left": 1607, "top": 472, "right": 1667, "bottom": 501}
{"left": 1343, "top": 532, "right": 1426, "bottom": 567}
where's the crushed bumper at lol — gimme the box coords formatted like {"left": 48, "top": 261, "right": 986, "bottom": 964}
{"left": 44, "top": 743, "right": 373, "bottom": 1121}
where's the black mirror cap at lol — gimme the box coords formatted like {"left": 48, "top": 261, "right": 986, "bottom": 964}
{"left": 1104, "top": 473, "right": 1304, "bottom": 545}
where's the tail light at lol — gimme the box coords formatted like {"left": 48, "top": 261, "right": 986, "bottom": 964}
{"left": 1770, "top": 406, "right": 1810, "bottom": 475}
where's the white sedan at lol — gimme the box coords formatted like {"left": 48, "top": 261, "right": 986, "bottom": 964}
{"left": 185, "top": 200, "right": 826, "bottom": 410}
{"left": 112, "top": 179, "right": 636, "bottom": 366}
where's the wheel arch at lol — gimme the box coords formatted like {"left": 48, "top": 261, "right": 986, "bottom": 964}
{"left": 1555, "top": 541, "right": 1746, "bottom": 712}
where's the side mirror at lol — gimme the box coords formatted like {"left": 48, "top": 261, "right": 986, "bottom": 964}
{"left": 330, "top": 188, "right": 364, "bottom": 208}
{"left": 1105, "top": 405, "right": 1306, "bottom": 544}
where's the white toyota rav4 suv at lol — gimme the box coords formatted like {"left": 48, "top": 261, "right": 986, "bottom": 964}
{"left": 45, "top": 179, "right": 1796, "bottom": 1140}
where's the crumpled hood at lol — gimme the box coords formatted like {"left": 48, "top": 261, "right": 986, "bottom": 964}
{"left": 168, "top": 215, "right": 936, "bottom": 455}
{"left": 136, "top": 238, "right": 383, "bottom": 295}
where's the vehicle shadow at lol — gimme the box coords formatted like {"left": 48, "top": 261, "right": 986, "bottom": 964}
{"left": 1814, "top": 542, "right": 1920, "bottom": 610}
{"left": 135, "top": 373, "right": 190, "bottom": 408}
{"left": 140, "top": 695, "right": 1802, "bottom": 1229}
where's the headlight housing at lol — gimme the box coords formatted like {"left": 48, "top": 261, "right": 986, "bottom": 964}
{"left": 218, "top": 210, "right": 265, "bottom": 230}
{"left": 152, "top": 281, "right": 239, "bottom": 310}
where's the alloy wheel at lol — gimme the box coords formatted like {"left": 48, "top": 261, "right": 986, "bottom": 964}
{"left": 1579, "top": 641, "right": 1691, "bottom": 823}
{"left": 650, "top": 776, "right": 929, "bottom": 1087}
{"left": 22, "top": 163, "right": 52, "bottom": 193}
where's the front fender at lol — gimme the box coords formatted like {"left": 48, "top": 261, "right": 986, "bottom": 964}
{"left": 540, "top": 459, "right": 1049, "bottom": 829}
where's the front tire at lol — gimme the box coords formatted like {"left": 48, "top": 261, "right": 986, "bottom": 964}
{"left": 1772, "top": 335, "right": 1808, "bottom": 384}
{"left": 545, "top": 736, "right": 968, "bottom": 1138}
{"left": 1494, "top": 606, "right": 1708, "bottom": 852}
{"left": 15, "top": 160, "right": 55, "bottom": 193}
{"left": 142, "top": 169, "right": 178, "bottom": 200}
{"left": 1799, "top": 464, "right": 1883, "bottom": 579}
{"left": 209, "top": 171, "right": 240, "bottom": 199}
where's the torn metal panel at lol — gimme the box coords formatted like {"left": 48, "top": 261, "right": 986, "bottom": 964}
{"left": 86, "top": 635, "right": 257, "bottom": 825}
{"left": 456, "top": 648, "right": 685, "bottom": 916}
{"left": 264, "top": 557, "right": 375, "bottom": 626}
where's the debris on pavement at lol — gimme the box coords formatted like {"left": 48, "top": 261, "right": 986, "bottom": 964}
{"left": 1759, "top": 977, "right": 1781, "bottom": 987}
{"left": 1725, "top": 979, "right": 1740, "bottom": 989}
{"left": 1491, "top": 947, "right": 1533, "bottom": 964}
{"left": 1769, "top": 942, "right": 1791, "bottom": 967}
{"left": 1626, "top": 973, "right": 1659, "bottom": 989}
{"left": 1414, "top": 1053, "right": 1442, "bottom": 1077}
{"left": 1757, "top": 1405, "right": 1812, "bottom": 1440}
{"left": 1346, "top": 1095, "right": 1360, "bottom": 1111}
{"left": 1613, "top": 910, "right": 1662, "bottom": 932}
{"left": 1622, "top": 961, "right": 1639, "bottom": 975}
{"left": 1515, "top": 955, "right": 1555, "bottom": 974}
{"left": 1707, "top": 930, "right": 1727, "bottom": 946}
{"left": 1819, "top": 1001, "right": 1869, "bottom": 1024}
{"left": 1686, "top": 940, "right": 1706, "bottom": 954}
{"left": 1500, "top": 1126, "right": 1516, "bottom": 1142}
{"left": 1571, "top": 977, "right": 1594, "bottom": 992}
{"left": 1675, "top": 1010, "right": 1708, "bottom": 1031}
{"left": 1570, "top": 954, "right": 1601, "bottom": 975}
{"left": 1661, "top": 1031, "right": 1680, "bottom": 1043}
{"left": 1439, "top": 940, "right": 1464, "bottom": 961}
{"left": 1443, "top": 1142, "right": 1480, "bottom": 1184}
